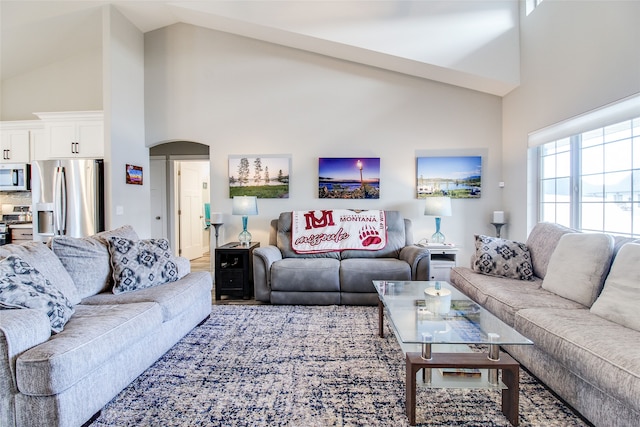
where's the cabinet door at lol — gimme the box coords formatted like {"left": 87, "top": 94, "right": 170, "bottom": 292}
{"left": 0, "top": 130, "right": 30, "bottom": 163}
{"left": 48, "top": 122, "right": 77, "bottom": 158}
{"left": 76, "top": 120, "right": 104, "bottom": 158}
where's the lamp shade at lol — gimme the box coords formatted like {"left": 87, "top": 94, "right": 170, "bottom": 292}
{"left": 232, "top": 196, "right": 258, "bottom": 216}
{"left": 424, "top": 196, "right": 452, "bottom": 217}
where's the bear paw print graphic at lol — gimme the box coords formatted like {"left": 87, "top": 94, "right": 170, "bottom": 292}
{"left": 360, "top": 224, "right": 382, "bottom": 247}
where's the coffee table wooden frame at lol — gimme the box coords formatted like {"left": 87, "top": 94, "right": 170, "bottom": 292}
{"left": 378, "top": 300, "right": 521, "bottom": 426}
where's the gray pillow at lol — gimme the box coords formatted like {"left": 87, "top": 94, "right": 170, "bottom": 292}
{"left": 50, "top": 225, "right": 140, "bottom": 299}
{"left": 0, "top": 241, "right": 80, "bottom": 305}
{"left": 590, "top": 243, "right": 640, "bottom": 331}
{"left": 0, "top": 255, "right": 75, "bottom": 333}
{"left": 108, "top": 237, "right": 180, "bottom": 294}
{"left": 472, "top": 235, "right": 533, "bottom": 280}
{"left": 542, "top": 232, "right": 614, "bottom": 307}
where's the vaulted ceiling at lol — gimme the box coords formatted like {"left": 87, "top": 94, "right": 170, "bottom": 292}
{"left": 1, "top": 1, "right": 521, "bottom": 96}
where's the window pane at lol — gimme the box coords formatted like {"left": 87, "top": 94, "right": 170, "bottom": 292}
{"left": 604, "top": 139, "right": 631, "bottom": 172}
{"left": 542, "top": 179, "right": 557, "bottom": 202}
{"left": 633, "top": 118, "right": 640, "bottom": 136}
{"left": 604, "top": 202, "right": 631, "bottom": 234}
{"left": 541, "top": 155, "right": 557, "bottom": 179}
{"left": 556, "top": 151, "right": 571, "bottom": 177}
{"left": 604, "top": 121, "right": 632, "bottom": 143}
{"left": 582, "top": 145, "right": 603, "bottom": 175}
{"left": 556, "top": 203, "right": 571, "bottom": 228}
{"left": 556, "top": 137, "right": 570, "bottom": 153}
{"left": 581, "top": 202, "right": 603, "bottom": 231}
{"left": 541, "top": 202, "right": 556, "bottom": 223}
{"left": 634, "top": 137, "right": 640, "bottom": 169}
{"left": 582, "top": 128, "right": 602, "bottom": 148}
{"left": 604, "top": 171, "right": 632, "bottom": 202}
{"left": 557, "top": 177, "right": 570, "bottom": 202}
{"left": 582, "top": 173, "right": 603, "bottom": 202}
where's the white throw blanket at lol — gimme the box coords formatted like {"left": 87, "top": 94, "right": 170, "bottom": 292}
{"left": 291, "top": 209, "right": 387, "bottom": 253}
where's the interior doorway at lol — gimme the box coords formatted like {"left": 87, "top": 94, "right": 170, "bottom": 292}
{"left": 149, "top": 141, "right": 210, "bottom": 260}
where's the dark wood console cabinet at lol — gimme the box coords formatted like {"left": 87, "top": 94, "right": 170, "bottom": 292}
{"left": 214, "top": 242, "right": 259, "bottom": 300}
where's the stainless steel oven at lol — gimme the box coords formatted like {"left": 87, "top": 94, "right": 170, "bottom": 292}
{"left": 0, "top": 163, "right": 30, "bottom": 191}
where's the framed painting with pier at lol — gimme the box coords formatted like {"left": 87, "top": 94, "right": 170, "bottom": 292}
{"left": 318, "top": 157, "right": 380, "bottom": 199}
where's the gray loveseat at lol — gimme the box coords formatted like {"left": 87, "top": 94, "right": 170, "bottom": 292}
{"left": 450, "top": 222, "right": 640, "bottom": 427}
{"left": 0, "top": 226, "right": 213, "bottom": 427}
{"left": 253, "top": 210, "right": 430, "bottom": 305}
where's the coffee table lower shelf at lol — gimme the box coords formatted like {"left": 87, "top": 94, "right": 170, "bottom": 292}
{"left": 405, "top": 352, "right": 520, "bottom": 426}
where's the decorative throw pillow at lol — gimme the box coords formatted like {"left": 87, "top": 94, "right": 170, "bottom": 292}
{"left": 108, "top": 237, "right": 180, "bottom": 294}
{"left": 590, "top": 243, "right": 640, "bottom": 331}
{"left": 542, "top": 232, "right": 614, "bottom": 307}
{"left": 0, "top": 255, "right": 75, "bottom": 333}
{"left": 472, "top": 235, "right": 534, "bottom": 280}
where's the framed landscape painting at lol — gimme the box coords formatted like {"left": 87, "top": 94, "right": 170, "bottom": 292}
{"left": 416, "top": 156, "right": 482, "bottom": 198}
{"left": 318, "top": 157, "right": 380, "bottom": 199}
{"left": 228, "top": 155, "right": 290, "bottom": 198}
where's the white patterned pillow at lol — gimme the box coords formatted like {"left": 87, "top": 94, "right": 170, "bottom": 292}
{"left": 108, "top": 237, "right": 180, "bottom": 294}
{"left": 472, "top": 235, "right": 534, "bottom": 280}
{"left": 0, "top": 255, "right": 75, "bottom": 333}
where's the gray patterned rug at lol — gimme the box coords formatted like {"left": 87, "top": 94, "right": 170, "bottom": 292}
{"left": 89, "top": 305, "right": 589, "bottom": 426}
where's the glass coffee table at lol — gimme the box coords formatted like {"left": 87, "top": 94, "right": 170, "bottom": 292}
{"left": 373, "top": 280, "right": 533, "bottom": 426}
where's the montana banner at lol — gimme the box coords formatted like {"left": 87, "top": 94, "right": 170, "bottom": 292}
{"left": 291, "top": 209, "right": 387, "bottom": 253}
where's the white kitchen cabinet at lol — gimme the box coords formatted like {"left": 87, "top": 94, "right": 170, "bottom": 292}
{"left": 0, "top": 120, "right": 42, "bottom": 164}
{"left": 35, "top": 111, "right": 103, "bottom": 159}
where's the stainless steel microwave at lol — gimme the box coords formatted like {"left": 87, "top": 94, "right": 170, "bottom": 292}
{"left": 0, "top": 163, "right": 30, "bottom": 191}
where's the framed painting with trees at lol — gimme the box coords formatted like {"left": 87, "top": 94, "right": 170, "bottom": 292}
{"left": 228, "top": 155, "right": 290, "bottom": 198}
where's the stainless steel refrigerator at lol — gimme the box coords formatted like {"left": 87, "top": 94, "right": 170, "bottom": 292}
{"left": 31, "top": 159, "right": 105, "bottom": 242}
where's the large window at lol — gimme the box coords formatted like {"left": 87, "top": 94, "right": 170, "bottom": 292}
{"left": 539, "top": 118, "right": 640, "bottom": 236}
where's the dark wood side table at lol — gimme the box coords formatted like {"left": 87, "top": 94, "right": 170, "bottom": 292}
{"left": 214, "top": 242, "right": 260, "bottom": 300}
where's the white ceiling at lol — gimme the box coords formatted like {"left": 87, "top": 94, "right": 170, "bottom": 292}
{"left": 0, "top": 1, "right": 521, "bottom": 96}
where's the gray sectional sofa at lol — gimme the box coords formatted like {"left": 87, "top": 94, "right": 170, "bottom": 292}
{"left": 0, "top": 226, "right": 213, "bottom": 427}
{"left": 253, "top": 211, "right": 430, "bottom": 305}
{"left": 450, "top": 222, "right": 640, "bottom": 427}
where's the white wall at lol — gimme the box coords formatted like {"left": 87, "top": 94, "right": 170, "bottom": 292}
{"left": 502, "top": 1, "right": 640, "bottom": 241}
{"left": 103, "top": 6, "right": 149, "bottom": 236}
{"left": 145, "top": 23, "right": 504, "bottom": 261}
{"left": 1, "top": 51, "right": 102, "bottom": 121}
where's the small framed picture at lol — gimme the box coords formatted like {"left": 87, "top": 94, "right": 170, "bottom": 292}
{"left": 126, "top": 164, "right": 143, "bottom": 185}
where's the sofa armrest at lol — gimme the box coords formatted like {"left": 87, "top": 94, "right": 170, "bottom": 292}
{"left": 399, "top": 245, "right": 431, "bottom": 281}
{"left": 252, "top": 246, "right": 283, "bottom": 302}
{"left": 0, "top": 309, "right": 51, "bottom": 393}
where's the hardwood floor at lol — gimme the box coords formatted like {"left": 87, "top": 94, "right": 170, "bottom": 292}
{"left": 189, "top": 252, "right": 264, "bottom": 305}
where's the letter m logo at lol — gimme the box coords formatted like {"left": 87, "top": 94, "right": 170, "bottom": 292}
{"left": 304, "top": 210, "right": 335, "bottom": 230}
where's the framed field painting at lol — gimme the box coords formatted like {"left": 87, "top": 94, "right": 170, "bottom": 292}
{"left": 416, "top": 156, "right": 482, "bottom": 198}
{"left": 228, "top": 155, "right": 290, "bottom": 198}
{"left": 318, "top": 157, "right": 380, "bottom": 199}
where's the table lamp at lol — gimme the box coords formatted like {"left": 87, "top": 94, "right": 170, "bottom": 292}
{"left": 232, "top": 196, "right": 258, "bottom": 246}
{"left": 424, "top": 196, "right": 452, "bottom": 244}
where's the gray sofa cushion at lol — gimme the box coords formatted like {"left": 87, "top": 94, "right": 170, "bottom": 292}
{"left": 450, "top": 267, "right": 583, "bottom": 326}
{"left": 50, "top": 225, "right": 140, "bottom": 299}
{"left": 525, "top": 222, "right": 575, "bottom": 279}
{"left": 0, "top": 241, "right": 81, "bottom": 306}
{"left": 81, "top": 271, "right": 212, "bottom": 321}
{"left": 341, "top": 211, "right": 406, "bottom": 259}
{"left": 16, "top": 302, "right": 162, "bottom": 396}
{"left": 542, "top": 233, "right": 614, "bottom": 307}
{"left": 515, "top": 307, "right": 640, "bottom": 412}
{"left": 271, "top": 258, "right": 340, "bottom": 292}
{"left": 591, "top": 243, "right": 640, "bottom": 331}
{"left": 339, "top": 258, "right": 411, "bottom": 293}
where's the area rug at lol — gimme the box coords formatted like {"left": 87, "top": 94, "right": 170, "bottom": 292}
{"left": 89, "top": 305, "right": 589, "bottom": 427}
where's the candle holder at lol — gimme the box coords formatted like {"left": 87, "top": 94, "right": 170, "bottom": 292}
{"left": 491, "top": 222, "right": 506, "bottom": 238}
